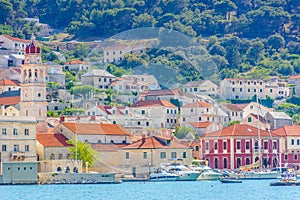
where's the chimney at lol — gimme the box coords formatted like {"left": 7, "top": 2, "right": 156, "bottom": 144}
{"left": 60, "top": 115, "right": 65, "bottom": 123}
{"left": 141, "top": 134, "right": 146, "bottom": 144}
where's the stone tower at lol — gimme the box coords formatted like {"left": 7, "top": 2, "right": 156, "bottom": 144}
{"left": 19, "top": 36, "right": 47, "bottom": 132}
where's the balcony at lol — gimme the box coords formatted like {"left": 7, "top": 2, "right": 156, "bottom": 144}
{"left": 9, "top": 151, "right": 26, "bottom": 161}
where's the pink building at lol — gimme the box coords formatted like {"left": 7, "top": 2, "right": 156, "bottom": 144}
{"left": 201, "top": 124, "right": 280, "bottom": 170}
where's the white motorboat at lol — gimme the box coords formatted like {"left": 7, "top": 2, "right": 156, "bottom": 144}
{"left": 190, "top": 165, "right": 221, "bottom": 181}
{"left": 148, "top": 168, "right": 178, "bottom": 181}
{"left": 230, "top": 170, "right": 279, "bottom": 180}
{"left": 162, "top": 163, "right": 200, "bottom": 181}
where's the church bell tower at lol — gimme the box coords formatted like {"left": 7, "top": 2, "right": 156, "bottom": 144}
{"left": 19, "top": 36, "right": 47, "bottom": 132}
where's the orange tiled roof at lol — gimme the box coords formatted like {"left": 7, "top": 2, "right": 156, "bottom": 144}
{"left": 289, "top": 75, "right": 300, "bottom": 79}
{"left": 123, "top": 136, "right": 188, "bottom": 149}
{"left": 0, "top": 96, "right": 20, "bottom": 105}
{"left": 2, "top": 34, "right": 29, "bottom": 43}
{"left": 64, "top": 60, "right": 87, "bottom": 65}
{"left": 0, "top": 79, "right": 20, "bottom": 86}
{"left": 131, "top": 100, "right": 177, "bottom": 108}
{"left": 188, "top": 122, "right": 212, "bottom": 128}
{"left": 91, "top": 144, "right": 119, "bottom": 152}
{"left": 37, "top": 133, "right": 72, "bottom": 147}
{"left": 272, "top": 123, "right": 300, "bottom": 136}
{"left": 182, "top": 101, "right": 211, "bottom": 108}
{"left": 221, "top": 103, "right": 247, "bottom": 111}
{"left": 62, "top": 122, "right": 131, "bottom": 136}
{"left": 141, "top": 89, "right": 175, "bottom": 97}
{"left": 202, "top": 124, "right": 278, "bottom": 137}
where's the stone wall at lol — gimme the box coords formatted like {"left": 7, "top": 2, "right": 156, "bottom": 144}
{"left": 38, "top": 172, "right": 120, "bottom": 184}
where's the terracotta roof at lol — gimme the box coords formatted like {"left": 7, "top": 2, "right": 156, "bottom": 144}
{"left": 289, "top": 75, "right": 300, "bottom": 79}
{"left": 131, "top": 100, "right": 177, "bottom": 108}
{"left": 97, "top": 105, "right": 126, "bottom": 115}
{"left": 188, "top": 122, "right": 212, "bottom": 128}
{"left": 272, "top": 123, "right": 300, "bottom": 136}
{"left": 0, "top": 79, "right": 20, "bottom": 86}
{"left": 37, "top": 133, "right": 72, "bottom": 147}
{"left": 123, "top": 136, "right": 189, "bottom": 149}
{"left": 2, "top": 34, "right": 29, "bottom": 43}
{"left": 221, "top": 103, "right": 246, "bottom": 111}
{"left": 183, "top": 80, "right": 205, "bottom": 87}
{"left": 0, "top": 96, "right": 20, "bottom": 105}
{"left": 62, "top": 122, "right": 131, "bottom": 136}
{"left": 182, "top": 101, "right": 211, "bottom": 108}
{"left": 64, "top": 60, "right": 88, "bottom": 65}
{"left": 202, "top": 124, "right": 279, "bottom": 137}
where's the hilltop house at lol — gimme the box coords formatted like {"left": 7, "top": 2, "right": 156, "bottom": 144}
{"left": 81, "top": 69, "right": 116, "bottom": 89}
{"left": 0, "top": 54, "right": 24, "bottom": 67}
{"left": 182, "top": 80, "right": 219, "bottom": 97}
{"left": 0, "top": 90, "right": 20, "bottom": 116}
{"left": 0, "top": 34, "right": 29, "bottom": 54}
{"left": 265, "top": 111, "right": 293, "bottom": 130}
{"left": 63, "top": 60, "right": 91, "bottom": 72}
{"left": 45, "top": 61, "right": 66, "bottom": 88}
{"left": 220, "top": 78, "right": 290, "bottom": 100}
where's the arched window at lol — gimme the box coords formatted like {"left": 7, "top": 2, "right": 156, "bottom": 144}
{"left": 58, "top": 154, "right": 62, "bottom": 160}
{"left": 97, "top": 140, "right": 102, "bottom": 143}
{"left": 214, "top": 158, "right": 218, "bottom": 169}
{"left": 57, "top": 167, "right": 62, "bottom": 172}
{"left": 50, "top": 154, "right": 55, "bottom": 160}
{"left": 110, "top": 140, "right": 114, "bottom": 144}
{"left": 254, "top": 140, "right": 259, "bottom": 150}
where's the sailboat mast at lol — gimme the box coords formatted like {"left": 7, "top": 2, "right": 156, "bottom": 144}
{"left": 256, "top": 91, "right": 262, "bottom": 169}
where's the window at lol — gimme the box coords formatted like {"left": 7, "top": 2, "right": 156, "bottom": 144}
{"left": 254, "top": 89, "right": 256, "bottom": 93}
{"left": 13, "top": 128, "right": 18, "bottom": 135}
{"left": 191, "top": 109, "right": 193, "bottom": 113}
{"left": 167, "top": 109, "right": 169, "bottom": 114}
{"left": 104, "top": 78, "right": 107, "bottom": 82}
{"left": 183, "top": 152, "right": 186, "bottom": 158}
{"left": 24, "top": 129, "right": 29, "bottom": 136}
{"left": 25, "top": 145, "right": 29, "bottom": 152}
{"left": 260, "top": 89, "right": 262, "bottom": 93}
{"left": 292, "top": 139, "right": 295, "bottom": 145}
{"left": 240, "top": 88, "right": 242, "bottom": 92}
{"left": 2, "top": 145, "right": 6, "bottom": 152}
{"left": 125, "top": 152, "right": 129, "bottom": 159}
{"left": 141, "top": 110, "right": 145, "bottom": 115}
{"left": 246, "top": 158, "right": 250, "bottom": 165}
{"left": 205, "top": 142, "right": 209, "bottom": 151}
{"left": 199, "top": 117, "right": 202, "bottom": 121}
{"left": 143, "top": 152, "right": 147, "bottom": 159}
{"left": 246, "top": 141, "right": 250, "bottom": 150}
{"left": 236, "top": 141, "right": 241, "bottom": 150}
{"left": 270, "top": 89, "right": 273, "bottom": 93}
{"left": 223, "top": 141, "right": 227, "bottom": 150}
{"left": 248, "top": 88, "right": 250, "bottom": 92}
{"left": 214, "top": 142, "right": 218, "bottom": 150}
{"left": 171, "top": 152, "right": 177, "bottom": 158}
{"left": 273, "top": 141, "right": 277, "bottom": 149}
{"left": 297, "top": 139, "right": 300, "bottom": 145}
{"left": 247, "top": 117, "right": 252, "bottom": 122}
{"left": 195, "top": 146, "right": 199, "bottom": 151}
{"left": 14, "top": 145, "right": 19, "bottom": 152}
{"left": 160, "top": 152, "right": 166, "bottom": 159}
{"left": 295, "top": 154, "right": 298, "bottom": 160}
{"left": 223, "top": 158, "right": 227, "bottom": 168}
{"left": 2, "top": 128, "right": 6, "bottom": 135}
{"left": 264, "top": 141, "right": 268, "bottom": 149}
{"left": 214, "top": 158, "right": 218, "bottom": 169}
{"left": 146, "top": 122, "right": 149, "bottom": 126}
{"left": 284, "top": 154, "right": 288, "bottom": 160}
{"left": 183, "top": 118, "right": 185, "bottom": 122}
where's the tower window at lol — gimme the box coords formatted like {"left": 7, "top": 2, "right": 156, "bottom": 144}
{"left": 38, "top": 93, "right": 41, "bottom": 97}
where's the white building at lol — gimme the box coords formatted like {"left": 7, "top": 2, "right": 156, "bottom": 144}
{"left": 0, "top": 34, "right": 29, "bottom": 54}
{"left": 81, "top": 69, "right": 116, "bottom": 89}
{"left": 220, "top": 78, "right": 290, "bottom": 100}
{"left": 182, "top": 80, "right": 219, "bottom": 97}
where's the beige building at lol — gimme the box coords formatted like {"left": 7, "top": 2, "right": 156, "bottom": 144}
{"left": 220, "top": 78, "right": 290, "bottom": 100}
{"left": 63, "top": 60, "right": 91, "bottom": 72}
{"left": 81, "top": 69, "right": 116, "bottom": 89}
{"left": 103, "top": 43, "right": 146, "bottom": 63}
{"left": 54, "top": 122, "right": 132, "bottom": 144}
{"left": 130, "top": 100, "right": 178, "bottom": 129}
{"left": 0, "top": 34, "right": 29, "bottom": 54}
{"left": 0, "top": 116, "right": 37, "bottom": 164}
{"left": 0, "top": 79, "right": 20, "bottom": 94}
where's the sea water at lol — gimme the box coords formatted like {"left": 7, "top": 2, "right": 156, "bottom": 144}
{"left": 1, "top": 180, "right": 300, "bottom": 200}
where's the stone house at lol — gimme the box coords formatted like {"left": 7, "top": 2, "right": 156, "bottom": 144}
{"left": 0, "top": 79, "right": 20, "bottom": 94}
{"left": 81, "top": 69, "right": 116, "bottom": 89}
{"left": 63, "top": 60, "right": 90, "bottom": 72}
{"left": 182, "top": 80, "right": 219, "bottom": 97}
{"left": 0, "top": 34, "right": 29, "bottom": 54}
{"left": 265, "top": 111, "right": 293, "bottom": 130}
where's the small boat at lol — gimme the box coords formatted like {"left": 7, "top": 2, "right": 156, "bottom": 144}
{"left": 270, "top": 168, "right": 300, "bottom": 186}
{"left": 220, "top": 177, "right": 242, "bottom": 183}
{"left": 148, "top": 168, "right": 178, "bottom": 181}
{"left": 230, "top": 170, "right": 279, "bottom": 180}
{"left": 190, "top": 160, "right": 221, "bottom": 181}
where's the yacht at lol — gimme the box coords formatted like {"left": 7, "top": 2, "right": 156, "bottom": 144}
{"left": 162, "top": 163, "right": 200, "bottom": 181}
{"left": 230, "top": 170, "right": 279, "bottom": 179}
{"left": 190, "top": 165, "right": 221, "bottom": 181}
{"left": 148, "top": 168, "right": 178, "bottom": 181}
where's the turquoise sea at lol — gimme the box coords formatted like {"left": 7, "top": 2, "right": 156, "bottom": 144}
{"left": 1, "top": 180, "right": 300, "bottom": 200}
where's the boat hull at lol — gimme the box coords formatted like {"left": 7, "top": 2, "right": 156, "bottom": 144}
{"left": 197, "top": 173, "right": 221, "bottom": 181}
{"left": 270, "top": 181, "right": 300, "bottom": 186}
{"left": 231, "top": 171, "right": 279, "bottom": 180}
{"left": 148, "top": 175, "right": 178, "bottom": 182}
{"left": 220, "top": 178, "right": 242, "bottom": 183}
{"left": 177, "top": 172, "right": 200, "bottom": 181}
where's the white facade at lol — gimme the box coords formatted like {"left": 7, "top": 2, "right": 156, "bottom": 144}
{"left": 182, "top": 80, "right": 219, "bottom": 97}
{"left": 0, "top": 34, "right": 29, "bottom": 54}
{"left": 220, "top": 78, "right": 290, "bottom": 100}
{"left": 81, "top": 69, "right": 116, "bottom": 89}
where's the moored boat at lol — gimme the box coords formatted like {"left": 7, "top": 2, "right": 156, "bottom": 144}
{"left": 162, "top": 163, "right": 200, "bottom": 181}
{"left": 270, "top": 168, "right": 300, "bottom": 186}
{"left": 230, "top": 170, "right": 279, "bottom": 180}
{"left": 148, "top": 168, "right": 179, "bottom": 181}
{"left": 220, "top": 177, "right": 242, "bottom": 183}
{"left": 190, "top": 160, "right": 221, "bottom": 181}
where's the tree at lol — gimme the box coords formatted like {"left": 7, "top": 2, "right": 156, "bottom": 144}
{"left": 267, "top": 34, "right": 285, "bottom": 52}
{"left": 173, "top": 126, "right": 195, "bottom": 139}
{"left": 67, "top": 137, "right": 98, "bottom": 167}
{"left": 0, "top": 0, "right": 13, "bottom": 24}
{"left": 133, "top": 13, "right": 156, "bottom": 28}
{"left": 227, "top": 120, "right": 240, "bottom": 126}
{"left": 73, "top": 43, "right": 89, "bottom": 60}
